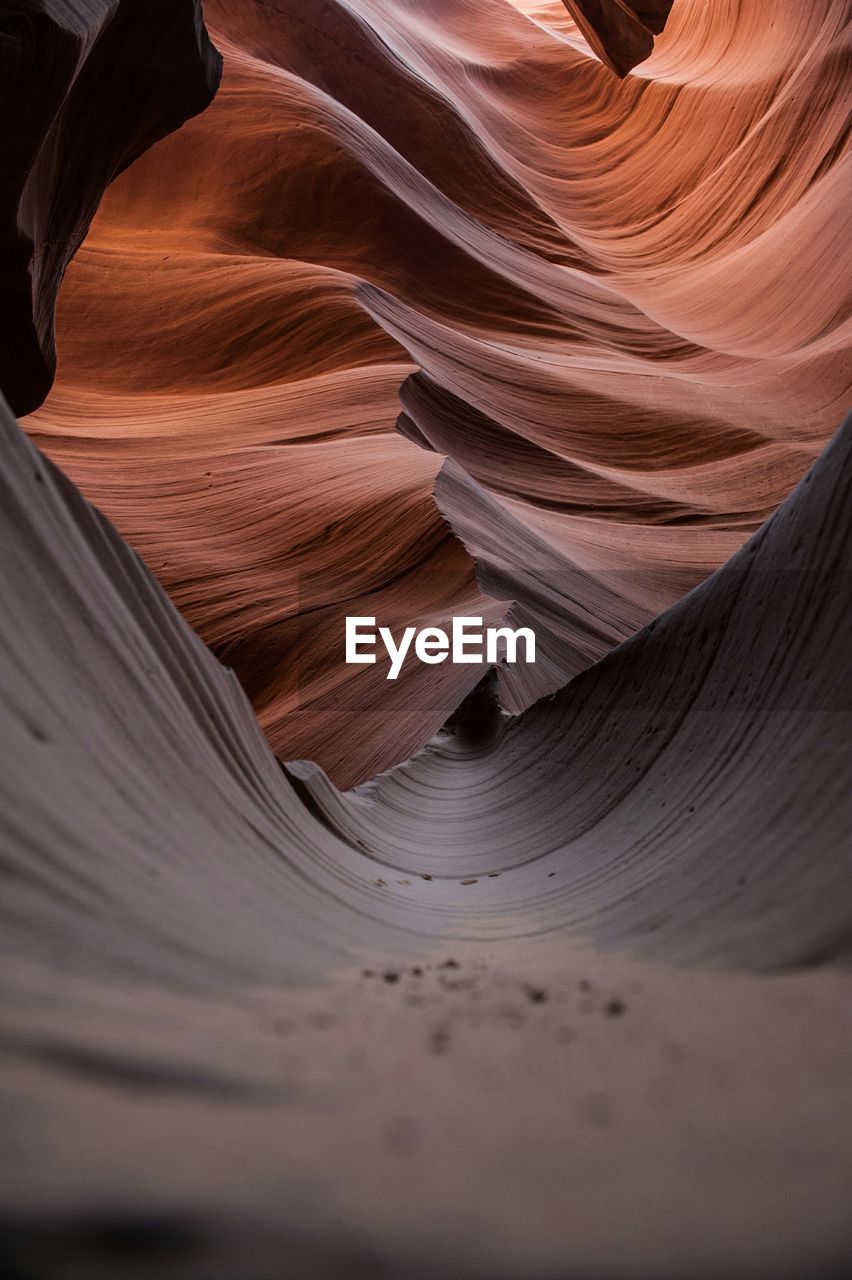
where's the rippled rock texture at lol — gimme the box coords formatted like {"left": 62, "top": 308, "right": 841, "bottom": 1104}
{"left": 23, "top": 0, "right": 850, "bottom": 785}
{"left": 1, "top": 0, "right": 851, "bottom": 1277}
{"left": 1, "top": 385, "right": 851, "bottom": 1278}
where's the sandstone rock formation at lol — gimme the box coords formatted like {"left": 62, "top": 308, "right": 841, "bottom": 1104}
{"left": 1, "top": 387, "right": 850, "bottom": 1278}
{"left": 25, "top": 0, "right": 851, "bottom": 784}
{"left": 0, "top": 0, "right": 222, "bottom": 416}
{"left": 1, "top": 2, "right": 851, "bottom": 1276}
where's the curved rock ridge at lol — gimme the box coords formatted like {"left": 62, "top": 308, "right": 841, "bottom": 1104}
{"left": 1, "top": 394, "right": 851, "bottom": 1275}
{"left": 296, "top": 412, "right": 852, "bottom": 971}
{"left": 25, "top": 0, "right": 851, "bottom": 783}
{"left": 2, "top": 392, "right": 851, "bottom": 974}
{"left": 2, "top": 4, "right": 851, "bottom": 1276}
{"left": 0, "top": 0, "right": 222, "bottom": 418}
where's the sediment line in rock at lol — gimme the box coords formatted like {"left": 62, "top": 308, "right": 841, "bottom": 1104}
{"left": 23, "top": 0, "right": 850, "bottom": 784}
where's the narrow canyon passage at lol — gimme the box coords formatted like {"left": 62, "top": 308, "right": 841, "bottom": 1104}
{"left": 0, "top": 2, "right": 850, "bottom": 1278}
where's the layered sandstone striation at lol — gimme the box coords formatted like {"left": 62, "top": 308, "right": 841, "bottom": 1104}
{"left": 23, "top": 0, "right": 851, "bottom": 782}
{"left": 0, "top": 389, "right": 850, "bottom": 1276}
{"left": 1, "top": 2, "right": 851, "bottom": 1275}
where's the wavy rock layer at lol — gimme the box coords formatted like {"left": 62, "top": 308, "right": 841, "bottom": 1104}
{"left": 25, "top": 0, "right": 851, "bottom": 783}
{"left": 0, "top": 0, "right": 221, "bottom": 417}
{"left": 1, "top": 389, "right": 851, "bottom": 1274}
{"left": 3, "top": 2, "right": 851, "bottom": 1277}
